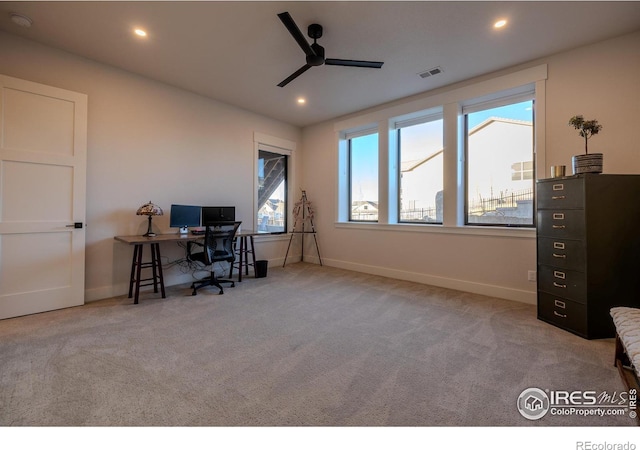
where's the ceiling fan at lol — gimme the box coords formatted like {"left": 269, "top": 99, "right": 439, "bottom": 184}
{"left": 276, "top": 12, "right": 384, "bottom": 87}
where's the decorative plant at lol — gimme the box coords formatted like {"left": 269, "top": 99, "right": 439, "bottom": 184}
{"left": 568, "top": 115, "right": 603, "bottom": 154}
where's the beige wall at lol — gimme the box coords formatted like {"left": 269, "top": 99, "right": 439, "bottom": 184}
{"left": 301, "top": 30, "right": 640, "bottom": 304}
{"left": 544, "top": 31, "right": 640, "bottom": 173}
{"left": 2, "top": 29, "right": 638, "bottom": 305}
{"left": 0, "top": 31, "right": 302, "bottom": 301}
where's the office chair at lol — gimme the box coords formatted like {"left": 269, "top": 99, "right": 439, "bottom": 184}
{"left": 187, "top": 221, "right": 241, "bottom": 295}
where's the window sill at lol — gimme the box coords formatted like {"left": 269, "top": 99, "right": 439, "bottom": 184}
{"left": 334, "top": 221, "right": 535, "bottom": 239}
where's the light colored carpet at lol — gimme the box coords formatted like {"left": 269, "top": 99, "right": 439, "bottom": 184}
{"left": 0, "top": 262, "right": 633, "bottom": 426}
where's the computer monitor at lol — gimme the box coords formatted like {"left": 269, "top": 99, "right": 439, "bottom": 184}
{"left": 169, "top": 204, "right": 201, "bottom": 234}
{"left": 201, "top": 206, "right": 235, "bottom": 226}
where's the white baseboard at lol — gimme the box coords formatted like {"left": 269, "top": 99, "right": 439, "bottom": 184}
{"left": 266, "top": 256, "right": 287, "bottom": 267}
{"left": 84, "top": 272, "right": 196, "bottom": 303}
{"left": 85, "top": 256, "right": 536, "bottom": 305}
{"left": 84, "top": 260, "right": 291, "bottom": 303}
{"left": 318, "top": 257, "right": 537, "bottom": 305}
{"left": 85, "top": 284, "right": 125, "bottom": 303}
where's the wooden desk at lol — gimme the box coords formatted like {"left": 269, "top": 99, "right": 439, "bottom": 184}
{"left": 114, "top": 234, "right": 196, "bottom": 304}
{"left": 115, "top": 231, "right": 268, "bottom": 303}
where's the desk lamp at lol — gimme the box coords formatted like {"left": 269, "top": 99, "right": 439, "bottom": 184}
{"left": 136, "top": 201, "right": 163, "bottom": 237}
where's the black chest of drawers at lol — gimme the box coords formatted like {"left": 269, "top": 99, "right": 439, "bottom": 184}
{"left": 536, "top": 174, "right": 640, "bottom": 339}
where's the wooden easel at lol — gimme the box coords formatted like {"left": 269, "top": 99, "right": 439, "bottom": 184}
{"left": 283, "top": 190, "right": 322, "bottom": 267}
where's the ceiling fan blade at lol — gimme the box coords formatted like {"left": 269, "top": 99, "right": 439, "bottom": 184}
{"left": 277, "top": 12, "right": 315, "bottom": 58}
{"left": 277, "top": 64, "right": 313, "bottom": 87}
{"left": 325, "top": 59, "right": 384, "bottom": 69}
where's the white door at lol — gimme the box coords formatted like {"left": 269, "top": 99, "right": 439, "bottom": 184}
{"left": 0, "top": 74, "right": 87, "bottom": 320}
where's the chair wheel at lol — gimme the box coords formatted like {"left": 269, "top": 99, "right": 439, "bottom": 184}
{"left": 192, "top": 290, "right": 197, "bottom": 296}
{"left": 218, "top": 290, "right": 224, "bottom": 295}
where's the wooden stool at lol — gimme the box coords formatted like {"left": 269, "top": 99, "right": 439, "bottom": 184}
{"left": 128, "top": 242, "right": 166, "bottom": 304}
{"left": 233, "top": 235, "right": 257, "bottom": 281}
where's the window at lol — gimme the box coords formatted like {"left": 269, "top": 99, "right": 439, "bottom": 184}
{"left": 257, "top": 149, "right": 287, "bottom": 233}
{"left": 397, "top": 117, "right": 443, "bottom": 224}
{"left": 349, "top": 132, "right": 379, "bottom": 222}
{"left": 336, "top": 65, "right": 546, "bottom": 230}
{"left": 465, "top": 99, "right": 534, "bottom": 226}
{"left": 511, "top": 161, "right": 534, "bottom": 181}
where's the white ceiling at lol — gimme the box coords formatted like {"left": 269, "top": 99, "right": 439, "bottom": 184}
{"left": 1, "top": 1, "right": 639, "bottom": 127}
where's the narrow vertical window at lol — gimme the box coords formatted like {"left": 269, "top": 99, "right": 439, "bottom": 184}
{"left": 398, "top": 117, "right": 443, "bottom": 224}
{"left": 465, "top": 99, "right": 534, "bottom": 226}
{"left": 349, "top": 133, "right": 379, "bottom": 222}
{"left": 257, "top": 150, "right": 287, "bottom": 233}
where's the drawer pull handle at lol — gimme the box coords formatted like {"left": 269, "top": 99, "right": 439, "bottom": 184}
{"left": 554, "top": 300, "right": 566, "bottom": 309}
{"left": 553, "top": 213, "right": 565, "bottom": 220}
{"left": 554, "top": 271, "right": 566, "bottom": 279}
{"left": 552, "top": 184, "right": 564, "bottom": 191}
{"left": 554, "top": 311, "right": 567, "bottom": 318}
{"left": 553, "top": 242, "right": 565, "bottom": 249}
{"left": 552, "top": 195, "right": 566, "bottom": 200}
{"left": 552, "top": 225, "right": 566, "bottom": 229}
{"left": 552, "top": 253, "right": 567, "bottom": 259}
{"left": 553, "top": 282, "right": 567, "bottom": 289}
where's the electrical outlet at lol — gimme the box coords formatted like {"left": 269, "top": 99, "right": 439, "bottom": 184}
{"left": 528, "top": 270, "right": 537, "bottom": 282}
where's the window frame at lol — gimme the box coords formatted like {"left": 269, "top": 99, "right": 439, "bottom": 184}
{"left": 257, "top": 149, "right": 288, "bottom": 233}
{"left": 462, "top": 94, "right": 535, "bottom": 228}
{"left": 334, "top": 64, "right": 547, "bottom": 236}
{"left": 253, "top": 133, "right": 295, "bottom": 234}
{"left": 395, "top": 112, "right": 444, "bottom": 225}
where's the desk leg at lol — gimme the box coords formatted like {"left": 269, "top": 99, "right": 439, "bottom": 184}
{"left": 133, "top": 244, "right": 143, "bottom": 304}
{"left": 249, "top": 236, "right": 257, "bottom": 274}
{"left": 150, "top": 244, "right": 159, "bottom": 293}
{"left": 244, "top": 236, "right": 250, "bottom": 277}
{"left": 128, "top": 244, "right": 139, "bottom": 299}
{"left": 238, "top": 236, "right": 244, "bottom": 282}
{"left": 152, "top": 243, "right": 166, "bottom": 298}
{"left": 228, "top": 241, "right": 233, "bottom": 279}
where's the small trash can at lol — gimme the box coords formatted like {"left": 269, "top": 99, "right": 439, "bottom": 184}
{"left": 255, "top": 260, "right": 268, "bottom": 278}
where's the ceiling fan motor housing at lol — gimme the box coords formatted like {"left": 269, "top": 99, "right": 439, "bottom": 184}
{"left": 307, "top": 42, "right": 325, "bottom": 66}
{"left": 308, "top": 23, "right": 323, "bottom": 40}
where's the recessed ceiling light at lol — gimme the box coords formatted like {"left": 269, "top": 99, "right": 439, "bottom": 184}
{"left": 297, "top": 98, "right": 306, "bottom": 104}
{"left": 10, "top": 13, "right": 32, "bottom": 28}
{"left": 134, "top": 28, "right": 147, "bottom": 37}
{"left": 494, "top": 19, "right": 507, "bottom": 29}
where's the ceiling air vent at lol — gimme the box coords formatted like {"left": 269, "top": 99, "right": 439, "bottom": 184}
{"left": 418, "top": 66, "right": 443, "bottom": 79}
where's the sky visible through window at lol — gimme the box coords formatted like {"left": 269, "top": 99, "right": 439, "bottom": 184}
{"left": 468, "top": 101, "right": 533, "bottom": 128}
{"left": 350, "top": 133, "right": 379, "bottom": 205}
{"left": 350, "top": 102, "right": 533, "bottom": 210}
